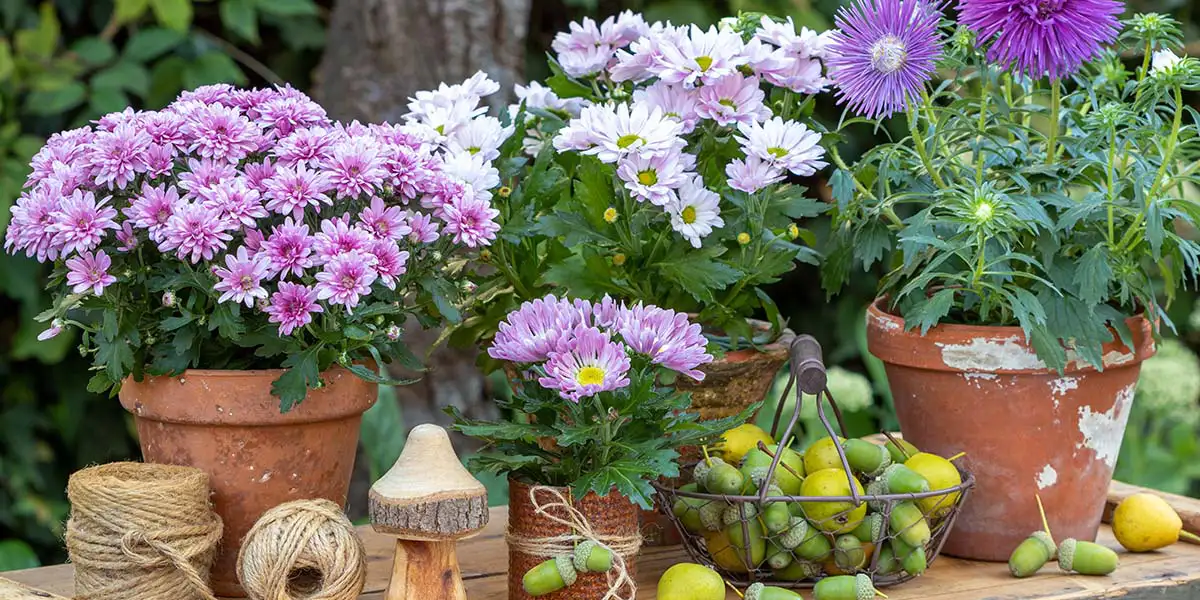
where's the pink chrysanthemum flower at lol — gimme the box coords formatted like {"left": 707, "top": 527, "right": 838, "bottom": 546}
{"left": 95, "top": 108, "right": 141, "bottom": 131}
{"left": 383, "top": 146, "right": 438, "bottom": 201}
{"left": 755, "top": 15, "right": 829, "bottom": 57}
{"left": 228, "top": 88, "right": 280, "bottom": 120}
{"left": 49, "top": 190, "right": 119, "bottom": 255}
{"left": 178, "top": 158, "right": 239, "bottom": 202}
{"left": 6, "top": 185, "right": 66, "bottom": 261}
{"left": 957, "top": 0, "right": 1122, "bottom": 80}
{"left": 406, "top": 211, "right": 440, "bottom": 244}
{"left": 123, "top": 183, "right": 182, "bottom": 242}
{"left": 579, "top": 295, "right": 625, "bottom": 329}
{"left": 184, "top": 103, "right": 263, "bottom": 163}
{"left": 321, "top": 137, "right": 388, "bottom": 198}
{"left": 616, "top": 150, "right": 694, "bottom": 206}
{"left": 631, "top": 82, "right": 701, "bottom": 134}
{"left": 213, "top": 246, "right": 271, "bottom": 306}
{"left": 368, "top": 240, "right": 410, "bottom": 290}
{"left": 314, "top": 216, "right": 375, "bottom": 262}
{"left": 359, "top": 197, "right": 412, "bottom": 241}
{"left": 208, "top": 179, "right": 268, "bottom": 228}
{"left": 176, "top": 84, "right": 236, "bottom": 106}
{"left": 38, "top": 161, "right": 90, "bottom": 196}
{"left": 553, "top": 17, "right": 616, "bottom": 78}
{"left": 617, "top": 304, "right": 713, "bottom": 380}
{"left": 273, "top": 126, "right": 338, "bottom": 167}
{"left": 88, "top": 122, "right": 151, "bottom": 189}
{"left": 242, "top": 159, "right": 278, "bottom": 193}
{"left": 158, "top": 202, "right": 235, "bottom": 263}
{"left": 115, "top": 222, "right": 138, "bottom": 252}
{"left": 538, "top": 325, "right": 632, "bottom": 402}
{"left": 420, "top": 176, "right": 467, "bottom": 215}
{"left": 652, "top": 25, "right": 749, "bottom": 88}
{"left": 553, "top": 102, "right": 683, "bottom": 164}
{"left": 28, "top": 127, "right": 93, "bottom": 189}
{"left": 314, "top": 250, "right": 379, "bottom": 311}
{"left": 65, "top": 250, "right": 117, "bottom": 296}
{"left": 265, "top": 281, "right": 323, "bottom": 336}
{"left": 488, "top": 295, "right": 584, "bottom": 363}
{"left": 440, "top": 194, "right": 500, "bottom": 248}
{"left": 142, "top": 143, "right": 175, "bottom": 179}
{"left": 735, "top": 117, "right": 828, "bottom": 176}
{"left": 141, "top": 110, "right": 189, "bottom": 151}
{"left": 256, "top": 94, "right": 329, "bottom": 136}
{"left": 695, "top": 74, "right": 772, "bottom": 126}
{"left": 262, "top": 218, "right": 315, "bottom": 279}
{"left": 726, "top": 156, "right": 786, "bottom": 193}
{"left": 263, "top": 162, "right": 334, "bottom": 218}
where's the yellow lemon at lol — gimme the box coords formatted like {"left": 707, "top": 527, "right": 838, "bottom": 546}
{"left": 716, "top": 424, "right": 775, "bottom": 465}
{"left": 800, "top": 468, "right": 867, "bottom": 534}
{"left": 657, "top": 562, "right": 725, "bottom": 600}
{"left": 803, "top": 436, "right": 847, "bottom": 475}
{"left": 904, "top": 452, "right": 963, "bottom": 519}
{"left": 1113, "top": 492, "right": 1196, "bottom": 552}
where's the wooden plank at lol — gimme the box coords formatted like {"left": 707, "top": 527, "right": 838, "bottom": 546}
{"left": 0, "top": 576, "right": 69, "bottom": 599}
{"left": 1104, "top": 481, "right": 1200, "bottom": 543}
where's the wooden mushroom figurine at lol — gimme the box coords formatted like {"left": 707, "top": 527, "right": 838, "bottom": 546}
{"left": 369, "top": 423, "right": 489, "bottom": 600}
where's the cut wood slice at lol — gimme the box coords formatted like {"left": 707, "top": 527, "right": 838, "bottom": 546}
{"left": 0, "top": 576, "right": 69, "bottom": 600}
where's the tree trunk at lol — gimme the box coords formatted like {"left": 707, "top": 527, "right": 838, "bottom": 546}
{"left": 315, "top": 0, "right": 530, "bottom": 516}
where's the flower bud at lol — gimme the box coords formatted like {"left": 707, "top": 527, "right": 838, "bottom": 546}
{"left": 498, "top": 185, "right": 512, "bottom": 198}
{"left": 612, "top": 253, "right": 627, "bottom": 266}
{"left": 603, "top": 207, "right": 618, "bottom": 223}
{"left": 386, "top": 324, "right": 402, "bottom": 341}
{"left": 737, "top": 232, "right": 751, "bottom": 245}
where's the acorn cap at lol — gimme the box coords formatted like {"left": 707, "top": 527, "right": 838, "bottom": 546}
{"left": 746, "top": 582, "right": 766, "bottom": 600}
{"left": 1031, "top": 530, "right": 1057, "bottom": 558}
{"left": 699, "top": 501, "right": 726, "bottom": 531}
{"left": 780, "top": 516, "right": 809, "bottom": 549}
{"left": 694, "top": 460, "right": 715, "bottom": 485}
{"left": 724, "top": 503, "right": 759, "bottom": 526}
{"left": 555, "top": 554, "right": 578, "bottom": 587}
{"left": 855, "top": 573, "right": 875, "bottom": 600}
{"left": 368, "top": 424, "right": 488, "bottom": 540}
{"left": 1057, "top": 538, "right": 1077, "bottom": 571}
{"left": 866, "top": 478, "right": 889, "bottom": 513}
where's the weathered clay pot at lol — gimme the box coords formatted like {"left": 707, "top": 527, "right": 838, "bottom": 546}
{"left": 676, "top": 319, "right": 796, "bottom": 422}
{"left": 119, "top": 368, "right": 377, "bottom": 597}
{"left": 866, "top": 298, "right": 1154, "bottom": 561}
{"left": 507, "top": 477, "right": 640, "bottom": 600}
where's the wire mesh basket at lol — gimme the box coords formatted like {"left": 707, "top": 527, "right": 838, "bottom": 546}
{"left": 652, "top": 335, "right": 975, "bottom": 589}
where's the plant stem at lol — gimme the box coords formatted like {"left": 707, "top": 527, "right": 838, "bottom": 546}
{"left": 1045, "top": 79, "right": 1061, "bottom": 167}
{"left": 909, "top": 107, "right": 947, "bottom": 189}
{"left": 976, "top": 74, "right": 989, "bottom": 185}
{"left": 1003, "top": 74, "right": 1015, "bottom": 143}
{"left": 1135, "top": 41, "right": 1152, "bottom": 102}
{"left": 1119, "top": 84, "right": 1184, "bottom": 251}
{"left": 830, "top": 147, "right": 876, "bottom": 199}
{"left": 1106, "top": 125, "right": 1117, "bottom": 246}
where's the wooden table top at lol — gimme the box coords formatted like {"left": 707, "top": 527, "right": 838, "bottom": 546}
{"left": 4, "top": 481, "right": 1200, "bottom": 599}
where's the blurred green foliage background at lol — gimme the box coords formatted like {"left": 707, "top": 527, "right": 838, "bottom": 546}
{"left": 1, "top": 0, "right": 1198, "bottom": 570}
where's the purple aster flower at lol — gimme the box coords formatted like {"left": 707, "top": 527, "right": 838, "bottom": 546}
{"left": 263, "top": 162, "right": 334, "bottom": 218}
{"left": 488, "top": 295, "right": 585, "bottom": 364}
{"left": 265, "top": 281, "right": 323, "bottom": 335}
{"left": 631, "top": 82, "right": 701, "bottom": 134}
{"left": 735, "top": 117, "right": 828, "bottom": 176}
{"left": 6, "top": 184, "right": 66, "bottom": 261}
{"left": 244, "top": 228, "right": 265, "bottom": 252}
{"left": 368, "top": 240, "right": 410, "bottom": 290}
{"left": 695, "top": 74, "right": 772, "bottom": 126}
{"left": 48, "top": 190, "right": 118, "bottom": 255}
{"left": 314, "top": 250, "right": 379, "bottom": 311}
{"left": 726, "top": 156, "right": 786, "bottom": 193}
{"left": 359, "top": 197, "right": 412, "bottom": 241}
{"left": 321, "top": 136, "right": 388, "bottom": 198}
{"left": 616, "top": 150, "right": 693, "bottom": 206}
{"left": 178, "top": 158, "right": 239, "bottom": 202}
{"left": 256, "top": 91, "right": 329, "bottom": 136}
{"left": 617, "top": 304, "right": 713, "bottom": 380}
{"left": 273, "top": 126, "right": 338, "bottom": 167}
{"left": 65, "top": 250, "right": 117, "bottom": 296}
{"left": 212, "top": 247, "right": 271, "bottom": 306}
{"left": 242, "top": 159, "right": 277, "bottom": 193}
{"left": 208, "top": 179, "right": 268, "bottom": 228}
{"left": 538, "top": 326, "right": 632, "bottom": 402}
{"left": 123, "top": 183, "right": 181, "bottom": 242}
{"left": 579, "top": 295, "right": 624, "bottom": 329}
{"left": 262, "top": 218, "right": 315, "bottom": 279}
{"left": 142, "top": 143, "right": 175, "bottom": 179}
{"left": 825, "top": 0, "right": 944, "bottom": 119}
{"left": 37, "top": 319, "right": 64, "bottom": 341}
{"left": 313, "top": 216, "right": 375, "bottom": 262}
{"left": 87, "top": 122, "right": 151, "bottom": 189}
{"left": 183, "top": 103, "right": 263, "bottom": 163}
{"left": 407, "top": 211, "right": 440, "bottom": 244}
{"left": 158, "top": 202, "right": 235, "bottom": 263}
{"left": 958, "top": 0, "right": 1122, "bottom": 80}
{"left": 440, "top": 194, "right": 500, "bottom": 248}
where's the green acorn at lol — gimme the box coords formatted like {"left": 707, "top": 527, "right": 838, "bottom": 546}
{"left": 724, "top": 503, "right": 759, "bottom": 527}
{"left": 706, "top": 459, "right": 747, "bottom": 495}
{"left": 572, "top": 540, "right": 613, "bottom": 574}
{"left": 741, "top": 447, "right": 775, "bottom": 490}
{"left": 834, "top": 534, "right": 867, "bottom": 572}
{"left": 865, "top": 479, "right": 889, "bottom": 513}
{"left": 766, "top": 540, "right": 795, "bottom": 570}
{"left": 766, "top": 444, "right": 807, "bottom": 495}
{"left": 843, "top": 439, "right": 892, "bottom": 477}
{"left": 746, "top": 582, "right": 805, "bottom": 600}
{"left": 727, "top": 513, "right": 767, "bottom": 568}
{"left": 1058, "top": 539, "right": 1119, "bottom": 576}
{"left": 885, "top": 438, "right": 920, "bottom": 464}
{"left": 693, "top": 457, "right": 718, "bottom": 487}
{"left": 774, "top": 557, "right": 822, "bottom": 581}
{"left": 891, "top": 537, "right": 927, "bottom": 576}
{"left": 852, "top": 513, "right": 885, "bottom": 544}
{"left": 881, "top": 464, "right": 931, "bottom": 495}
{"left": 672, "top": 495, "right": 712, "bottom": 534}
{"left": 763, "top": 485, "right": 793, "bottom": 534}
{"left": 889, "top": 502, "right": 932, "bottom": 547}
{"left": 522, "top": 555, "right": 577, "bottom": 597}
{"left": 698, "top": 500, "right": 726, "bottom": 532}
{"left": 1008, "top": 530, "right": 1056, "bottom": 578}
{"left": 874, "top": 543, "right": 899, "bottom": 575}
{"left": 813, "top": 573, "right": 882, "bottom": 600}
{"left": 789, "top": 502, "right": 806, "bottom": 517}
{"left": 794, "top": 521, "right": 834, "bottom": 562}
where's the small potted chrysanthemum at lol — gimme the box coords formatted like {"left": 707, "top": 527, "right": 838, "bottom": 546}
{"left": 448, "top": 294, "right": 746, "bottom": 600}
{"left": 818, "top": 0, "right": 1196, "bottom": 560}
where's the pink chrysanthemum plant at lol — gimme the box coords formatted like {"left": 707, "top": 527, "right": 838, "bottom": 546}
{"left": 449, "top": 11, "right": 834, "bottom": 363}
{"left": 4, "top": 77, "right": 512, "bottom": 410}
{"left": 447, "top": 294, "right": 750, "bottom": 507}
{"left": 819, "top": 0, "right": 1200, "bottom": 370}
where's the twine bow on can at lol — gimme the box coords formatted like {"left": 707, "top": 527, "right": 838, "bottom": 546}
{"left": 506, "top": 485, "right": 640, "bottom": 600}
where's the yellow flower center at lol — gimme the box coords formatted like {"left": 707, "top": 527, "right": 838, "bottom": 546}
{"left": 788, "top": 223, "right": 800, "bottom": 240}
{"left": 737, "top": 232, "right": 751, "bottom": 245}
{"left": 576, "top": 366, "right": 606, "bottom": 386}
{"left": 616, "top": 134, "right": 643, "bottom": 149}
{"left": 718, "top": 98, "right": 736, "bottom": 109}
{"left": 767, "top": 146, "right": 788, "bottom": 159}
{"left": 637, "top": 169, "right": 658, "bottom": 186}
{"left": 604, "top": 207, "right": 618, "bottom": 223}
{"left": 695, "top": 56, "right": 714, "bottom": 71}
{"left": 467, "top": 146, "right": 481, "bottom": 155}
{"left": 681, "top": 206, "right": 698, "bottom": 224}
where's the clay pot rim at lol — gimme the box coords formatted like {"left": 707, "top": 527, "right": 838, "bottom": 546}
{"left": 866, "top": 296, "right": 1156, "bottom": 375}
{"left": 701, "top": 317, "right": 796, "bottom": 362}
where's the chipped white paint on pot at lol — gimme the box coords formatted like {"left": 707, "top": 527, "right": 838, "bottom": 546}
{"left": 937, "top": 337, "right": 1046, "bottom": 372}
{"left": 1036, "top": 465, "right": 1058, "bottom": 489}
{"left": 1076, "top": 383, "right": 1137, "bottom": 469}
{"left": 1050, "top": 377, "right": 1080, "bottom": 397}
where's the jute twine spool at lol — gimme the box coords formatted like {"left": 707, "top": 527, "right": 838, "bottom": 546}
{"left": 65, "top": 462, "right": 223, "bottom": 600}
{"left": 236, "top": 499, "right": 366, "bottom": 600}
{"left": 506, "top": 483, "right": 641, "bottom": 600}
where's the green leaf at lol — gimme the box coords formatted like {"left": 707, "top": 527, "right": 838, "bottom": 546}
{"left": 831, "top": 169, "right": 855, "bottom": 209}
{"left": 272, "top": 345, "right": 323, "bottom": 412}
{"left": 15, "top": 3, "right": 60, "bottom": 60}
{"left": 123, "top": 27, "right": 184, "bottom": 62}
{"left": 146, "top": 55, "right": 187, "bottom": 108}
{"left": 114, "top": 0, "right": 151, "bottom": 25}
{"left": 92, "top": 61, "right": 150, "bottom": 97}
{"left": 0, "top": 39, "right": 13, "bottom": 82}
{"left": 1073, "top": 246, "right": 1112, "bottom": 306}
{"left": 89, "top": 87, "right": 129, "bottom": 115}
{"left": 183, "top": 52, "right": 246, "bottom": 89}
{"left": 255, "top": 0, "right": 319, "bottom": 16}
{"left": 25, "top": 82, "right": 86, "bottom": 115}
{"left": 343, "top": 324, "right": 372, "bottom": 341}
{"left": 220, "top": 0, "right": 259, "bottom": 43}
{"left": 1040, "top": 291, "right": 1113, "bottom": 371}
{"left": 903, "top": 288, "right": 956, "bottom": 335}
{"left": 150, "top": 0, "right": 192, "bottom": 31}
{"left": 657, "top": 254, "right": 743, "bottom": 303}
{"left": 70, "top": 37, "right": 116, "bottom": 66}
{"left": 855, "top": 221, "right": 891, "bottom": 271}
{"left": 343, "top": 363, "right": 420, "bottom": 387}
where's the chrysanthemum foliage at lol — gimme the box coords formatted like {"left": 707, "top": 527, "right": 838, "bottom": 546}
{"left": 450, "top": 11, "right": 832, "bottom": 362}
{"left": 447, "top": 295, "right": 749, "bottom": 507}
{"left": 4, "top": 79, "right": 511, "bottom": 410}
{"left": 822, "top": 3, "right": 1200, "bottom": 370}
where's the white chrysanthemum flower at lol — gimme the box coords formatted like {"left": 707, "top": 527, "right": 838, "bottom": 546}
{"left": 695, "top": 74, "right": 771, "bottom": 126}
{"left": 441, "top": 150, "right": 500, "bottom": 200}
{"left": 446, "top": 116, "right": 512, "bottom": 161}
{"left": 755, "top": 16, "right": 827, "bottom": 58}
{"left": 735, "top": 117, "right": 827, "bottom": 176}
{"left": 510, "top": 81, "right": 586, "bottom": 119}
{"left": 616, "top": 149, "right": 694, "bottom": 205}
{"left": 554, "top": 102, "right": 683, "bottom": 163}
{"left": 407, "top": 71, "right": 498, "bottom": 119}
{"left": 631, "top": 81, "right": 700, "bottom": 134}
{"left": 667, "top": 175, "right": 724, "bottom": 248}
{"left": 652, "top": 24, "right": 748, "bottom": 88}
{"left": 1151, "top": 49, "right": 1183, "bottom": 75}
{"left": 405, "top": 99, "right": 485, "bottom": 142}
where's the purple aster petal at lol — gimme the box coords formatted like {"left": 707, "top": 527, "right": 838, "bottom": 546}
{"left": 265, "top": 281, "right": 323, "bottom": 335}
{"left": 958, "top": 0, "right": 1122, "bottom": 80}
{"left": 538, "top": 325, "right": 632, "bottom": 402}
{"left": 616, "top": 304, "right": 713, "bottom": 381}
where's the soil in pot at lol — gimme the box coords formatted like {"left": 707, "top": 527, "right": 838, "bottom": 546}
{"left": 119, "top": 367, "right": 377, "bottom": 597}
{"left": 866, "top": 298, "right": 1155, "bottom": 561}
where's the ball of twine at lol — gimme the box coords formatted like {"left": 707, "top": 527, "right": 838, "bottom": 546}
{"left": 65, "top": 462, "right": 223, "bottom": 600}
{"left": 236, "top": 499, "right": 366, "bottom": 600}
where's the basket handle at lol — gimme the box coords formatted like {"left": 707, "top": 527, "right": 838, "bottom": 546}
{"left": 790, "top": 334, "right": 827, "bottom": 395}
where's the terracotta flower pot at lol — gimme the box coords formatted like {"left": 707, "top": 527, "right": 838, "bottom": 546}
{"left": 507, "top": 478, "right": 641, "bottom": 600}
{"left": 119, "top": 368, "right": 377, "bottom": 597}
{"left": 865, "top": 298, "right": 1155, "bottom": 561}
